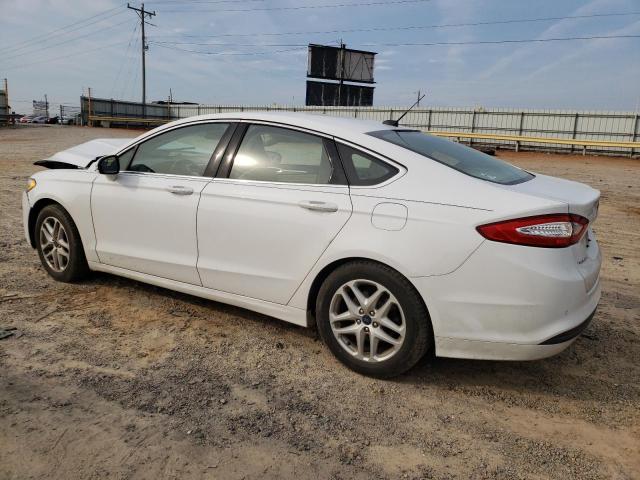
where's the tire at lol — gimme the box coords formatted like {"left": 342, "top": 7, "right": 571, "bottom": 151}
{"left": 35, "top": 204, "right": 89, "bottom": 282}
{"left": 316, "top": 260, "right": 432, "bottom": 378}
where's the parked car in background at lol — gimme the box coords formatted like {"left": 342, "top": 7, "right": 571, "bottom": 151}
{"left": 47, "top": 116, "right": 60, "bottom": 125}
{"left": 31, "top": 116, "right": 48, "bottom": 124}
{"left": 60, "top": 114, "right": 77, "bottom": 125}
{"left": 19, "top": 115, "right": 35, "bottom": 123}
{"left": 21, "top": 113, "right": 601, "bottom": 377}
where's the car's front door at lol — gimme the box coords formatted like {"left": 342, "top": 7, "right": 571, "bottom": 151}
{"left": 91, "top": 122, "right": 232, "bottom": 285}
{"left": 197, "top": 123, "right": 352, "bottom": 304}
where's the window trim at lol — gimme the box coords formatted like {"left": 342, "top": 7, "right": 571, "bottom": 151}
{"left": 216, "top": 122, "right": 248, "bottom": 179}
{"left": 114, "top": 171, "right": 214, "bottom": 182}
{"left": 218, "top": 122, "right": 348, "bottom": 187}
{"left": 115, "top": 120, "right": 237, "bottom": 178}
{"left": 109, "top": 117, "right": 410, "bottom": 186}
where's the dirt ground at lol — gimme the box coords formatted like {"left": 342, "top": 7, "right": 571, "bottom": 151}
{"left": 0, "top": 125, "right": 638, "bottom": 480}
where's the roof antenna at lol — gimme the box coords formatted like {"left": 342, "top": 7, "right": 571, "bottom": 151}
{"left": 383, "top": 92, "right": 426, "bottom": 127}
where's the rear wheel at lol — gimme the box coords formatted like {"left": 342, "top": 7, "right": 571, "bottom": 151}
{"left": 316, "top": 261, "right": 432, "bottom": 378}
{"left": 35, "top": 204, "right": 89, "bottom": 282}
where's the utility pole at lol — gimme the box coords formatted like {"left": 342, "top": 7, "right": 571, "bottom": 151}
{"left": 338, "top": 40, "right": 346, "bottom": 107}
{"left": 417, "top": 89, "right": 421, "bottom": 107}
{"left": 3, "top": 78, "right": 10, "bottom": 125}
{"left": 88, "top": 87, "right": 92, "bottom": 126}
{"left": 127, "top": 3, "right": 156, "bottom": 117}
{"left": 3, "top": 78, "right": 8, "bottom": 117}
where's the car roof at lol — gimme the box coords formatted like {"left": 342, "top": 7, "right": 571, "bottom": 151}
{"left": 155, "top": 111, "right": 401, "bottom": 140}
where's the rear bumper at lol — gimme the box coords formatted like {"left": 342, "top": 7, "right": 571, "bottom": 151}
{"left": 539, "top": 307, "right": 596, "bottom": 345}
{"left": 431, "top": 289, "right": 599, "bottom": 361}
{"left": 412, "top": 238, "right": 601, "bottom": 361}
{"left": 432, "top": 307, "right": 597, "bottom": 361}
{"left": 434, "top": 335, "right": 586, "bottom": 362}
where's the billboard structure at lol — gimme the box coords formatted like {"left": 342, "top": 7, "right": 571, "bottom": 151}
{"left": 306, "top": 44, "right": 376, "bottom": 107}
{"left": 33, "top": 99, "right": 49, "bottom": 117}
{"left": 306, "top": 81, "right": 374, "bottom": 108}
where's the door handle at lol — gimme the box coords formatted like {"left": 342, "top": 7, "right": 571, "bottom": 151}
{"left": 298, "top": 200, "right": 339, "bottom": 213}
{"left": 167, "top": 186, "right": 194, "bottom": 195}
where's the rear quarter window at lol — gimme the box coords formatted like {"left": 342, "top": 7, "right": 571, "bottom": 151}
{"left": 368, "top": 130, "right": 533, "bottom": 185}
{"left": 337, "top": 143, "right": 399, "bottom": 186}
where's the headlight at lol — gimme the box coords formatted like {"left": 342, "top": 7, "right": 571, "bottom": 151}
{"left": 26, "top": 178, "right": 37, "bottom": 192}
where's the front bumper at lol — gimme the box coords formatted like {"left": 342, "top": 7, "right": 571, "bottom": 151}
{"left": 412, "top": 237, "right": 601, "bottom": 361}
{"left": 22, "top": 191, "right": 32, "bottom": 246}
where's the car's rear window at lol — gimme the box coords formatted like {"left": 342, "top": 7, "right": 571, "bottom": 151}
{"left": 368, "top": 130, "right": 533, "bottom": 185}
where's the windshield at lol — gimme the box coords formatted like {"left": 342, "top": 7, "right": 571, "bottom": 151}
{"left": 368, "top": 130, "right": 533, "bottom": 185}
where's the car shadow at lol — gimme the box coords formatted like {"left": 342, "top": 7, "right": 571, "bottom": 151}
{"left": 396, "top": 336, "right": 633, "bottom": 405}
{"left": 82, "top": 272, "right": 630, "bottom": 403}
{"left": 85, "top": 271, "right": 314, "bottom": 336}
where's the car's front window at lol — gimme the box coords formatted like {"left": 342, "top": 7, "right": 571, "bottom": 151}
{"left": 368, "top": 130, "right": 533, "bottom": 185}
{"left": 127, "top": 123, "right": 230, "bottom": 176}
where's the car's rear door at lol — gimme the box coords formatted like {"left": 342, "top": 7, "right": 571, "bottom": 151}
{"left": 197, "top": 122, "right": 352, "bottom": 304}
{"left": 91, "top": 122, "right": 233, "bottom": 285}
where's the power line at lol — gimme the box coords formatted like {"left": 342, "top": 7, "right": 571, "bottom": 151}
{"left": 129, "top": 47, "right": 142, "bottom": 101}
{"left": 159, "top": 0, "right": 432, "bottom": 13}
{"left": 151, "top": 43, "right": 308, "bottom": 56}
{"left": 148, "top": 11, "right": 640, "bottom": 39}
{"left": 3, "top": 5, "right": 126, "bottom": 53}
{"left": 121, "top": 33, "right": 142, "bottom": 99}
{"left": 111, "top": 23, "right": 141, "bottom": 98}
{"left": 148, "top": 34, "right": 640, "bottom": 55}
{"left": 0, "top": 19, "right": 135, "bottom": 63}
{"left": 2, "top": 41, "right": 131, "bottom": 72}
{"left": 147, "top": 0, "right": 264, "bottom": 4}
{"left": 152, "top": 41, "right": 308, "bottom": 46}
{"left": 367, "top": 34, "right": 640, "bottom": 47}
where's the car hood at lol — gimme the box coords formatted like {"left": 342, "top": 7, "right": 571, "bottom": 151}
{"left": 34, "top": 138, "right": 131, "bottom": 169}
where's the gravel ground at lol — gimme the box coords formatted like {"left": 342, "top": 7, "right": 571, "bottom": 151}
{"left": 0, "top": 125, "right": 638, "bottom": 480}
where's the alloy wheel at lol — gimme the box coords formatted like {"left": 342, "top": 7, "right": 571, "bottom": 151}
{"left": 329, "top": 279, "right": 406, "bottom": 362}
{"left": 40, "top": 216, "right": 70, "bottom": 272}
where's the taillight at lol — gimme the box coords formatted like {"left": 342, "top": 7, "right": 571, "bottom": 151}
{"left": 477, "top": 214, "right": 589, "bottom": 248}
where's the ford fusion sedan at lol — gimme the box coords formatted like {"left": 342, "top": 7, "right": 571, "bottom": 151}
{"left": 22, "top": 113, "right": 601, "bottom": 377}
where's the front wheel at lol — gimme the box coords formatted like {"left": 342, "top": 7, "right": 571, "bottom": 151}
{"left": 316, "top": 261, "right": 432, "bottom": 378}
{"left": 35, "top": 204, "right": 89, "bottom": 282}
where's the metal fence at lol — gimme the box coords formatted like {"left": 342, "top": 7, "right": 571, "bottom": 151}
{"left": 82, "top": 97, "right": 640, "bottom": 156}
{"left": 171, "top": 105, "right": 639, "bottom": 156}
{"left": 60, "top": 105, "right": 80, "bottom": 118}
{"left": 80, "top": 96, "right": 171, "bottom": 126}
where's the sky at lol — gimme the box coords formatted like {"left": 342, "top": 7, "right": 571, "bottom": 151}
{"left": 1, "top": 0, "right": 639, "bottom": 114}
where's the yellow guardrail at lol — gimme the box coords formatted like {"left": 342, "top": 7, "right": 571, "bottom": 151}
{"left": 430, "top": 131, "right": 640, "bottom": 151}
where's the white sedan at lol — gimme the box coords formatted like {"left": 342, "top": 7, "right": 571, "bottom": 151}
{"left": 22, "top": 112, "right": 601, "bottom": 377}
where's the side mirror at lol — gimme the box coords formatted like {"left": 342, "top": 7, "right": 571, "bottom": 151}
{"left": 98, "top": 155, "right": 120, "bottom": 175}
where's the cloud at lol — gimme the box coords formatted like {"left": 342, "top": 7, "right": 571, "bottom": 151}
{"left": 477, "top": 0, "right": 635, "bottom": 80}
{"left": 524, "top": 18, "right": 640, "bottom": 80}
{"left": 2, "top": 0, "right": 639, "bottom": 110}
